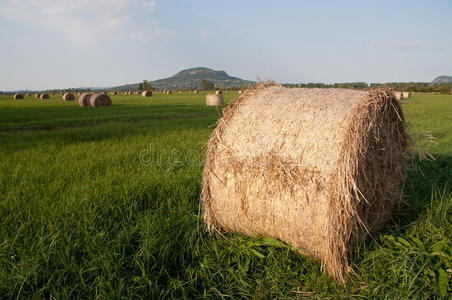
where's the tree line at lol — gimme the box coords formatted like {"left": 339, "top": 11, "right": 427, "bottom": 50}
{"left": 283, "top": 82, "right": 451, "bottom": 93}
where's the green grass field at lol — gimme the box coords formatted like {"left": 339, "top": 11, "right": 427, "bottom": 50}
{"left": 0, "top": 92, "right": 450, "bottom": 298}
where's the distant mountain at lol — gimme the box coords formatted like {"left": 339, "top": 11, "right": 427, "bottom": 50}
{"left": 431, "top": 75, "right": 452, "bottom": 85}
{"left": 113, "top": 67, "right": 255, "bottom": 91}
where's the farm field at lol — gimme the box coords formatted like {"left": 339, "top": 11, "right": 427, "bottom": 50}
{"left": 0, "top": 92, "right": 450, "bottom": 298}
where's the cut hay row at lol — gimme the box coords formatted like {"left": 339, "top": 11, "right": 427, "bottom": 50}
{"left": 206, "top": 94, "right": 224, "bottom": 106}
{"left": 77, "top": 92, "right": 111, "bottom": 107}
{"left": 201, "top": 84, "right": 409, "bottom": 282}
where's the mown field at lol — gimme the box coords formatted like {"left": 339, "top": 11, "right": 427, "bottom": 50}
{"left": 0, "top": 92, "right": 450, "bottom": 298}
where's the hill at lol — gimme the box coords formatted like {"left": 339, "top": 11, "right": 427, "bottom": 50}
{"left": 431, "top": 75, "right": 452, "bottom": 85}
{"left": 114, "top": 67, "right": 254, "bottom": 91}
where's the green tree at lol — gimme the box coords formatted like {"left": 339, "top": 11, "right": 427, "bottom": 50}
{"left": 199, "top": 79, "right": 214, "bottom": 90}
{"left": 142, "top": 80, "right": 153, "bottom": 90}
{"left": 137, "top": 83, "right": 143, "bottom": 91}
{"left": 438, "top": 84, "right": 450, "bottom": 94}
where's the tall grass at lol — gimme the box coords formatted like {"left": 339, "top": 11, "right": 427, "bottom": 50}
{"left": 0, "top": 93, "right": 450, "bottom": 298}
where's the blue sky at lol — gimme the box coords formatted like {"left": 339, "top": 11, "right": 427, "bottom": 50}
{"left": 0, "top": 0, "right": 451, "bottom": 90}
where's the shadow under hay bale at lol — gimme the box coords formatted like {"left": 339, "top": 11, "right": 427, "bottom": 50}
{"left": 201, "top": 83, "right": 409, "bottom": 283}
{"left": 206, "top": 94, "right": 224, "bottom": 106}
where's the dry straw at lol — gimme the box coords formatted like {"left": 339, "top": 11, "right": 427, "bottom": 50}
{"left": 89, "top": 93, "right": 112, "bottom": 107}
{"left": 13, "top": 94, "right": 24, "bottom": 99}
{"left": 201, "top": 83, "right": 409, "bottom": 282}
{"left": 62, "top": 93, "right": 75, "bottom": 101}
{"left": 142, "top": 90, "right": 152, "bottom": 97}
{"left": 402, "top": 92, "right": 411, "bottom": 99}
{"left": 206, "top": 94, "right": 224, "bottom": 106}
{"left": 77, "top": 92, "right": 92, "bottom": 107}
{"left": 394, "top": 92, "right": 403, "bottom": 100}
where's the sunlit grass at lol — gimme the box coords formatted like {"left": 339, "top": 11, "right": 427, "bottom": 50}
{"left": 0, "top": 93, "right": 450, "bottom": 298}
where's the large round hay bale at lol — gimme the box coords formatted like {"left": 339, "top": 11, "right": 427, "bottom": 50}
{"left": 77, "top": 92, "right": 92, "bottom": 107}
{"left": 62, "top": 93, "right": 75, "bottom": 101}
{"left": 215, "top": 90, "right": 223, "bottom": 95}
{"left": 89, "top": 93, "right": 112, "bottom": 107}
{"left": 206, "top": 94, "right": 224, "bottom": 106}
{"left": 201, "top": 84, "right": 409, "bottom": 282}
{"left": 194, "top": 90, "right": 199, "bottom": 94}
{"left": 402, "top": 92, "right": 411, "bottom": 99}
{"left": 166, "top": 90, "right": 172, "bottom": 94}
{"left": 13, "top": 94, "right": 24, "bottom": 99}
{"left": 394, "top": 92, "right": 403, "bottom": 100}
{"left": 40, "top": 93, "right": 49, "bottom": 100}
{"left": 142, "top": 90, "right": 152, "bottom": 97}
{"left": 35, "top": 93, "right": 41, "bottom": 98}
{"left": 26, "top": 93, "right": 31, "bottom": 96}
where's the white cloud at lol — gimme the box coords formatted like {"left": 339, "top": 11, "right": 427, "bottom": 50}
{"left": 200, "top": 27, "right": 210, "bottom": 39}
{"left": 374, "top": 40, "right": 425, "bottom": 49}
{"left": 131, "top": 28, "right": 176, "bottom": 42}
{"left": 142, "top": 1, "right": 157, "bottom": 10}
{"left": 0, "top": 0, "right": 174, "bottom": 48}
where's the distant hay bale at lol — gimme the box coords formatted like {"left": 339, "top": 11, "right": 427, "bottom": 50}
{"left": 201, "top": 84, "right": 409, "bottom": 282}
{"left": 35, "top": 93, "right": 41, "bottom": 98}
{"left": 402, "top": 92, "right": 411, "bottom": 99}
{"left": 77, "top": 92, "right": 92, "bottom": 107}
{"left": 13, "top": 93, "right": 24, "bottom": 99}
{"left": 142, "top": 90, "right": 152, "bottom": 97}
{"left": 40, "top": 93, "right": 49, "bottom": 100}
{"left": 166, "top": 90, "right": 172, "bottom": 94}
{"left": 215, "top": 90, "right": 223, "bottom": 95}
{"left": 62, "top": 93, "right": 75, "bottom": 101}
{"left": 394, "top": 92, "right": 403, "bottom": 100}
{"left": 26, "top": 93, "right": 31, "bottom": 96}
{"left": 89, "top": 93, "right": 112, "bottom": 107}
{"left": 238, "top": 90, "right": 242, "bottom": 94}
{"left": 194, "top": 90, "right": 199, "bottom": 94}
{"left": 206, "top": 94, "right": 224, "bottom": 106}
